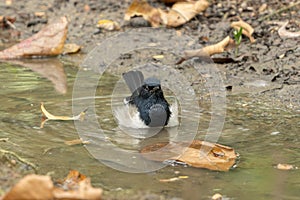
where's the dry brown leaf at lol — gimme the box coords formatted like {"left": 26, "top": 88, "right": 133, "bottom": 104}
{"left": 141, "top": 140, "right": 238, "bottom": 171}
{"left": 231, "top": 19, "right": 256, "bottom": 43}
{"left": 54, "top": 170, "right": 102, "bottom": 200}
{"left": 124, "top": 0, "right": 209, "bottom": 27}
{"left": 41, "top": 102, "right": 86, "bottom": 121}
{"left": 278, "top": 21, "right": 300, "bottom": 39}
{"left": 276, "top": 163, "right": 296, "bottom": 170}
{"left": 3, "top": 171, "right": 102, "bottom": 200}
{"left": 125, "top": 0, "right": 164, "bottom": 27}
{"left": 40, "top": 103, "right": 86, "bottom": 128}
{"left": 64, "top": 138, "right": 90, "bottom": 146}
{"left": 165, "top": 0, "right": 209, "bottom": 27}
{"left": 179, "top": 36, "right": 235, "bottom": 63}
{"left": 62, "top": 43, "right": 81, "bottom": 54}
{"left": 0, "top": 16, "right": 68, "bottom": 59}
{"left": 3, "top": 174, "right": 54, "bottom": 200}
{"left": 97, "top": 19, "right": 120, "bottom": 31}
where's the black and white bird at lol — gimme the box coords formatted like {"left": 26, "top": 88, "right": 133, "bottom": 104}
{"left": 114, "top": 70, "right": 178, "bottom": 129}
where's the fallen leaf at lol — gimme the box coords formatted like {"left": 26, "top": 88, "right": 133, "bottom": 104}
{"left": 62, "top": 43, "right": 81, "bottom": 54}
{"left": 178, "top": 36, "right": 235, "bottom": 63}
{"left": 276, "top": 163, "right": 296, "bottom": 170}
{"left": 141, "top": 140, "right": 238, "bottom": 171}
{"left": 212, "top": 193, "right": 223, "bottom": 200}
{"left": 231, "top": 19, "right": 256, "bottom": 43}
{"left": 2, "top": 171, "right": 102, "bottom": 200}
{"left": 164, "top": 0, "right": 209, "bottom": 27}
{"left": 278, "top": 21, "right": 300, "bottom": 39}
{"left": 124, "top": 0, "right": 209, "bottom": 27}
{"left": 124, "top": 0, "right": 164, "bottom": 27}
{"left": 97, "top": 19, "right": 120, "bottom": 31}
{"left": 40, "top": 102, "right": 87, "bottom": 128}
{"left": 54, "top": 170, "right": 102, "bottom": 200}
{"left": 64, "top": 138, "right": 90, "bottom": 146}
{"left": 3, "top": 174, "right": 54, "bottom": 200}
{"left": 0, "top": 16, "right": 68, "bottom": 59}
{"left": 41, "top": 102, "right": 86, "bottom": 121}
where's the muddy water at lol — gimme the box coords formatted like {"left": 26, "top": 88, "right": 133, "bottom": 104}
{"left": 0, "top": 60, "right": 300, "bottom": 200}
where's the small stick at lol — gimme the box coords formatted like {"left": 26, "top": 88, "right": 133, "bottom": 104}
{"left": 0, "top": 149, "right": 38, "bottom": 173}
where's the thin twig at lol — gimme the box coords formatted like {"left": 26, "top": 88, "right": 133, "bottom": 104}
{"left": 0, "top": 149, "right": 38, "bottom": 173}
{"left": 258, "top": 1, "right": 300, "bottom": 22}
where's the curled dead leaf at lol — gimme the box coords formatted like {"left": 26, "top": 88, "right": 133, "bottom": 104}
{"left": 141, "top": 140, "right": 238, "bottom": 171}
{"left": 165, "top": 0, "right": 209, "bottom": 27}
{"left": 0, "top": 16, "right": 68, "bottom": 59}
{"left": 124, "top": 0, "right": 164, "bottom": 27}
{"left": 125, "top": 0, "right": 209, "bottom": 27}
{"left": 97, "top": 19, "right": 120, "bottom": 31}
{"left": 278, "top": 21, "right": 300, "bottom": 39}
{"left": 179, "top": 36, "right": 235, "bottom": 63}
{"left": 40, "top": 102, "right": 87, "bottom": 128}
{"left": 231, "top": 19, "right": 256, "bottom": 43}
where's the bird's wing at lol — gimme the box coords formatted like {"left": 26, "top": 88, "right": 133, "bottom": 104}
{"left": 122, "top": 70, "right": 144, "bottom": 93}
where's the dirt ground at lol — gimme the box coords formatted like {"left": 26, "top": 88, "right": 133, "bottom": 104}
{"left": 1, "top": 0, "right": 299, "bottom": 110}
{"left": 0, "top": 0, "right": 299, "bottom": 198}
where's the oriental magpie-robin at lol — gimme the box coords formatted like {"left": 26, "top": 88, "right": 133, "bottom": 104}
{"left": 114, "top": 70, "right": 178, "bottom": 128}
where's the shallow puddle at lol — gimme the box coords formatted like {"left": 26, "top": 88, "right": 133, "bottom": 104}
{"left": 0, "top": 60, "right": 299, "bottom": 199}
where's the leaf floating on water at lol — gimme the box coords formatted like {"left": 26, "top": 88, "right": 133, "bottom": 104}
{"left": 0, "top": 16, "right": 68, "bottom": 59}
{"left": 141, "top": 140, "right": 238, "bottom": 171}
{"left": 64, "top": 138, "right": 90, "bottom": 146}
{"left": 276, "top": 163, "right": 297, "bottom": 170}
{"left": 212, "top": 193, "right": 223, "bottom": 200}
{"left": 40, "top": 103, "right": 87, "bottom": 128}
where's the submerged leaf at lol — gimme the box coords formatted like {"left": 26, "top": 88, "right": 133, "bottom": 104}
{"left": 0, "top": 16, "right": 68, "bottom": 59}
{"left": 141, "top": 140, "right": 238, "bottom": 171}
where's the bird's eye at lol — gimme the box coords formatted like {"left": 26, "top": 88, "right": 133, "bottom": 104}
{"left": 144, "top": 85, "right": 149, "bottom": 91}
